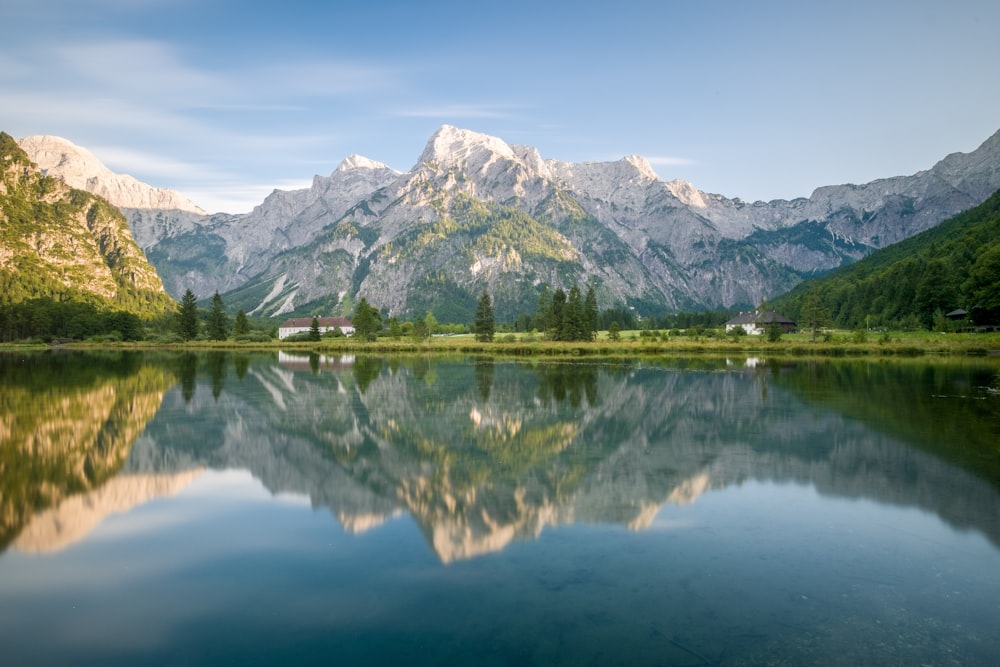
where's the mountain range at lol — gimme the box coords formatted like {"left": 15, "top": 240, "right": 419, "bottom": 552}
{"left": 15, "top": 126, "right": 1000, "bottom": 321}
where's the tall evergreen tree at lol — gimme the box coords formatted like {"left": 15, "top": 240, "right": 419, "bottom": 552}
{"left": 608, "top": 321, "right": 621, "bottom": 341}
{"left": 309, "top": 316, "right": 321, "bottom": 341}
{"left": 561, "top": 285, "right": 584, "bottom": 341}
{"left": 474, "top": 291, "right": 495, "bottom": 342}
{"left": 177, "top": 288, "right": 199, "bottom": 341}
{"left": 548, "top": 289, "right": 566, "bottom": 341}
{"left": 207, "top": 291, "right": 230, "bottom": 341}
{"left": 353, "top": 298, "right": 382, "bottom": 341}
{"left": 800, "top": 293, "right": 830, "bottom": 342}
{"left": 583, "top": 286, "right": 598, "bottom": 341}
{"left": 233, "top": 309, "right": 250, "bottom": 337}
{"left": 534, "top": 286, "right": 552, "bottom": 333}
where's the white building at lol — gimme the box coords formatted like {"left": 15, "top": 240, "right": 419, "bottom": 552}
{"left": 724, "top": 311, "right": 796, "bottom": 336}
{"left": 277, "top": 316, "right": 355, "bottom": 340}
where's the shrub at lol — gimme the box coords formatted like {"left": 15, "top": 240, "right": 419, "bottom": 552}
{"left": 236, "top": 331, "right": 273, "bottom": 342}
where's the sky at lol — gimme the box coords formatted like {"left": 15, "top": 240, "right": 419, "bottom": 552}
{"left": 3, "top": 0, "right": 999, "bottom": 214}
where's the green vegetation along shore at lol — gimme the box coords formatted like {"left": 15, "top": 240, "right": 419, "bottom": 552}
{"left": 12, "top": 329, "right": 1000, "bottom": 361}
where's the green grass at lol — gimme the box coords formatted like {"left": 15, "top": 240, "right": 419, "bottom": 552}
{"left": 47, "top": 328, "right": 1000, "bottom": 362}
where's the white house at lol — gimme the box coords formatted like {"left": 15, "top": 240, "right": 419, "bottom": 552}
{"left": 278, "top": 316, "right": 355, "bottom": 340}
{"left": 724, "top": 311, "right": 796, "bottom": 335}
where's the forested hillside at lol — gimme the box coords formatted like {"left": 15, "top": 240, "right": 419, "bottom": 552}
{"left": 0, "top": 132, "right": 176, "bottom": 341}
{"left": 773, "top": 188, "right": 1000, "bottom": 330}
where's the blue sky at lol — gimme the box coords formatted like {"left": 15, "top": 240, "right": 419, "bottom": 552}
{"left": 3, "top": 0, "right": 998, "bottom": 213}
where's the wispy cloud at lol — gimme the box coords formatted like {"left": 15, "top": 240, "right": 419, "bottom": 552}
{"left": 85, "top": 145, "right": 224, "bottom": 182}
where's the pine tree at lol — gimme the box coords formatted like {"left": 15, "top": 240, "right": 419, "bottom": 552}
{"left": 207, "top": 291, "right": 230, "bottom": 341}
{"left": 608, "top": 321, "right": 621, "bottom": 341}
{"left": 309, "top": 316, "right": 321, "bottom": 341}
{"left": 177, "top": 288, "right": 199, "bottom": 341}
{"left": 233, "top": 309, "right": 250, "bottom": 337}
{"left": 474, "top": 291, "right": 495, "bottom": 342}
{"left": 800, "top": 293, "right": 830, "bottom": 342}
{"left": 583, "top": 286, "right": 598, "bottom": 341}
{"left": 353, "top": 298, "right": 382, "bottom": 341}
{"left": 548, "top": 289, "right": 566, "bottom": 341}
{"left": 534, "top": 287, "right": 552, "bottom": 333}
{"left": 562, "top": 284, "right": 584, "bottom": 341}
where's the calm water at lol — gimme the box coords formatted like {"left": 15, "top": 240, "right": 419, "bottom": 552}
{"left": 1, "top": 351, "right": 999, "bottom": 666}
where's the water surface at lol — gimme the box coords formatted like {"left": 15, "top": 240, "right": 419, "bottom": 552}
{"left": 1, "top": 351, "right": 999, "bottom": 665}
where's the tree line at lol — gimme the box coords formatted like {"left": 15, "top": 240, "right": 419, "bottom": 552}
{"left": 772, "top": 188, "right": 1000, "bottom": 331}
{"left": 0, "top": 298, "right": 145, "bottom": 343}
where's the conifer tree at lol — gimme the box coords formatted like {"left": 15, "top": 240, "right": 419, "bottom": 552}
{"left": 177, "top": 289, "right": 199, "bottom": 341}
{"left": 207, "top": 291, "right": 230, "bottom": 341}
{"left": 583, "top": 286, "right": 598, "bottom": 341}
{"left": 474, "top": 291, "right": 495, "bottom": 342}
{"left": 548, "top": 289, "right": 566, "bottom": 341}
{"left": 353, "top": 298, "right": 382, "bottom": 341}
{"left": 233, "top": 309, "right": 250, "bottom": 337}
{"left": 562, "top": 284, "right": 584, "bottom": 341}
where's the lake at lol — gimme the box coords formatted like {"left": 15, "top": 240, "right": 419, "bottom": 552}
{"left": 1, "top": 350, "right": 999, "bottom": 666}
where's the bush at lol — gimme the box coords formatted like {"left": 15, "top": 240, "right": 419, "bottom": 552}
{"left": 235, "top": 331, "right": 273, "bottom": 342}
{"left": 86, "top": 332, "right": 123, "bottom": 343}
{"left": 152, "top": 332, "right": 184, "bottom": 344}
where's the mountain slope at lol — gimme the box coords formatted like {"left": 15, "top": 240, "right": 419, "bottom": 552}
{"left": 0, "top": 132, "right": 175, "bottom": 316}
{"left": 17, "top": 125, "right": 1000, "bottom": 320}
{"left": 771, "top": 187, "right": 1000, "bottom": 328}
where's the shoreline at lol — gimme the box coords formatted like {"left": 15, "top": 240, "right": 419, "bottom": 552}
{"left": 6, "top": 331, "right": 1000, "bottom": 361}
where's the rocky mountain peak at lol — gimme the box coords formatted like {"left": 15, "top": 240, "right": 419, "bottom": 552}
{"left": 336, "top": 154, "right": 395, "bottom": 173}
{"left": 417, "top": 124, "right": 517, "bottom": 169}
{"left": 664, "top": 178, "right": 708, "bottom": 209}
{"left": 622, "top": 154, "right": 660, "bottom": 182}
{"left": 16, "top": 135, "right": 206, "bottom": 214}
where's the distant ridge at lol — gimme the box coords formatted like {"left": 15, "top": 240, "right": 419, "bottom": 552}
{"left": 16, "top": 135, "right": 206, "bottom": 214}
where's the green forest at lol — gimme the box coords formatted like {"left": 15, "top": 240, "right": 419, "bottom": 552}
{"left": 772, "top": 188, "right": 1000, "bottom": 331}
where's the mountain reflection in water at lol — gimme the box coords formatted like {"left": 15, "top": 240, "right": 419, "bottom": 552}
{"left": 2, "top": 351, "right": 998, "bottom": 561}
